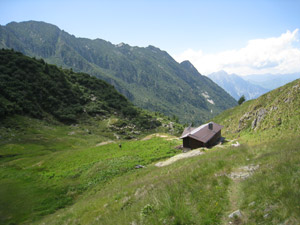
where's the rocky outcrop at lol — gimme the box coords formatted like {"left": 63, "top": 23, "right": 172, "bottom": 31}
{"left": 251, "top": 108, "right": 267, "bottom": 129}
{"left": 238, "top": 107, "right": 268, "bottom": 131}
{"left": 227, "top": 164, "right": 260, "bottom": 180}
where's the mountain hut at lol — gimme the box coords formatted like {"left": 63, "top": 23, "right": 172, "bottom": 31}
{"left": 180, "top": 122, "right": 223, "bottom": 149}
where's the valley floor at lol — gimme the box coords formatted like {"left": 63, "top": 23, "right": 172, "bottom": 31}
{"left": 1, "top": 116, "right": 300, "bottom": 225}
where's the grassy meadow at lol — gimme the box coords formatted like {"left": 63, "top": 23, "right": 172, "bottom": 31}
{"left": 1, "top": 115, "right": 300, "bottom": 224}
{"left": 1, "top": 79, "right": 299, "bottom": 224}
{"left": 30, "top": 133, "right": 300, "bottom": 225}
{"left": 0, "top": 116, "right": 181, "bottom": 225}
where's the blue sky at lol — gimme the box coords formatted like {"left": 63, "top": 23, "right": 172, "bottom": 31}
{"left": 1, "top": 0, "right": 300, "bottom": 75}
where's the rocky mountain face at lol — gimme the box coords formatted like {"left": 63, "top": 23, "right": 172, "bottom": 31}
{"left": 208, "top": 70, "right": 269, "bottom": 100}
{"left": 0, "top": 21, "right": 237, "bottom": 124}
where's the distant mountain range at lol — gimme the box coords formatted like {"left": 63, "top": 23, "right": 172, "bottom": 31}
{"left": 243, "top": 73, "right": 300, "bottom": 90}
{"left": 208, "top": 71, "right": 269, "bottom": 100}
{"left": 0, "top": 21, "right": 237, "bottom": 124}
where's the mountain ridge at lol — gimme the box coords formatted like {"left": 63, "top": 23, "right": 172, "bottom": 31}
{"left": 0, "top": 20, "right": 237, "bottom": 124}
{"left": 208, "top": 70, "right": 269, "bottom": 100}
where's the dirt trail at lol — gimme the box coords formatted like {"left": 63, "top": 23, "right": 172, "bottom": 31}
{"left": 155, "top": 149, "right": 204, "bottom": 167}
{"left": 142, "top": 133, "right": 170, "bottom": 141}
{"left": 222, "top": 164, "right": 259, "bottom": 224}
{"left": 222, "top": 180, "right": 241, "bottom": 225}
{"left": 96, "top": 141, "right": 115, "bottom": 146}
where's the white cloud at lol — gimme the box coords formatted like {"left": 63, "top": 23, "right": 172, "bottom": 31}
{"left": 173, "top": 29, "right": 300, "bottom": 75}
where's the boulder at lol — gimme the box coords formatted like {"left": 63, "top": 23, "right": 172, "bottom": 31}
{"left": 228, "top": 209, "right": 243, "bottom": 219}
{"left": 135, "top": 165, "right": 145, "bottom": 169}
{"left": 231, "top": 141, "right": 240, "bottom": 147}
{"left": 252, "top": 108, "right": 267, "bottom": 129}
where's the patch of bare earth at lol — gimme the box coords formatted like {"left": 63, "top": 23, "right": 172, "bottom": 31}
{"left": 142, "top": 133, "right": 170, "bottom": 141}
{"left": 96, "top": 141, "right": 115, "bottom": 146}
{"left": 142, "top": 133, "right": 180, "bottom": 141}
{"left": 155, "top": 149, "right": 205, "bottom": 167}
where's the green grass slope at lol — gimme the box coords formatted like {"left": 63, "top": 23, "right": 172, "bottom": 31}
{"left": 35, "top": 136, "right": 300, "bottom": 225}
{"left": 0, "top": 49, "right": 180, "bottom": 136}
{"left": 0, "top": 116, "right": 182, "bottom": 225}
{"left": 0, "top": 21, "right": 237, "bottom": 124}
{"left": 33, "top": 79, "right": 300, "bottom": 225}
{"left": 0, "top": 49, "right": 185, "bottom": 225}
{"left": 1, "top": 49, "right": 299, "bottom": 224}
{"left": 213, "top": 78, "right": 300, "bottom": 139}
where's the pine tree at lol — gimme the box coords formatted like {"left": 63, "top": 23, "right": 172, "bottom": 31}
{"left": 238, "top": 95, "right": 245, "bottom": 105}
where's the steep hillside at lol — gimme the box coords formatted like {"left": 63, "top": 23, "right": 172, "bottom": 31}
{"left": 0, "top": 21, "right": 237, "bottom": 124}
{"left": 208, "top": 70, "right": 269, "bottom": 100}
{"left": 214, "top": 78, "right": 300, "bottom": 137}
{"left": 0, "top": 49, "right": 183, "bottom": 136}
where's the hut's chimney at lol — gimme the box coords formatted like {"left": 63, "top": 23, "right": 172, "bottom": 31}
{"left": 208, "top": 122, "right": 213, "bottom": 130}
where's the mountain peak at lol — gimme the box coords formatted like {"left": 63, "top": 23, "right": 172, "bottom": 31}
{"left": 146, "top": 45, "right": 161, "bottom": 51}
{"left": 180, "top": 60, "right": 193, "bottom": 67}
{"left": 210, "top": 70, "right": 229, "bottom": 76}
{"left": 208, "top": 71, "right": 269, "bottom": 100}
{"left": 116, "top": 42, "right": 130, "bottom": 48}
{"left": 180, "top": 60, "right": 202, "bottom": 75}
{"left": 6, "top": 20, "right": 59, "bottom": 30}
